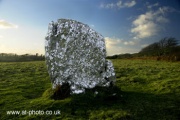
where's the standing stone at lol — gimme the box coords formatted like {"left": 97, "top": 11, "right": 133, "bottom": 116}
{"left": 45, "top": 19, "right": 115, "bottom": 94}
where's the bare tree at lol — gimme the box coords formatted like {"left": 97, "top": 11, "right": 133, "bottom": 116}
{"left": 139, "top": 37, "right": 179, "bottom": 56}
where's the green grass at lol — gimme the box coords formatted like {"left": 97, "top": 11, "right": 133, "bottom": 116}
{"left": 0, "top": 60, "right": 180, "bottom": 120}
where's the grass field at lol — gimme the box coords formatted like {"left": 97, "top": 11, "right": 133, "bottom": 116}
{"left": 0, "top": 60, "right": 179, "bottom": 120}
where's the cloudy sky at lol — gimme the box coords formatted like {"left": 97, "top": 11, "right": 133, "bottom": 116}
{"left": 0, "top": 0, "right": 180, "bottom": 55}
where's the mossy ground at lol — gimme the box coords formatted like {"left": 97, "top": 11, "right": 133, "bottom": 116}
{"left": 0, "top": 60, "right": 179, "bottom": 120}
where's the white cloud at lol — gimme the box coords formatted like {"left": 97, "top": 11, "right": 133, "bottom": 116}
{"left": 147, "top": 3, "right": 159, "bottom": 9}
{"left": 131, "top": 15, "right": 158, "bottom": 39}
{"left": 132, "top": 12, "right": 153, "bottom": 25}
{"left": 105, "top": 37, "right": 122, "bottom": 48}
{"left": 133, "top": 36, "right": 138, "bottom": 40}
{"left": 123, "top": 41, "right": 135, "bottom": 45}
{"left": 123, "top": 1, "right": 136, "bottom": 8}
{"left": 100, "top": 0, "right": 136, "bottom": 9}
{"left": 116, "top": 0, "right": 122, "bottom": 8}
{"left": 131, "top": 6, "right": 172, "bottom": 39}
{"left": 105, "top": 37, "right": 122, "bottom": 55}
{"left": 105, "top": 37, "right": 139, "bottom": 55}
{"left": 0, "top": 20, "right": 18, "bottom": 29}
{"left": 106, "top": 3, "right": 115, "bottom": 9}
{"left": 100, "top": 3, "right": 115, "bottom": 9}
{"left": 156, "top": 16, "right": 169, "bottom": 23}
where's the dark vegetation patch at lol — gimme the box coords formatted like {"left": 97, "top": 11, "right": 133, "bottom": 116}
{"left": 52, "top": 83, "right": 71, "bottom": 100}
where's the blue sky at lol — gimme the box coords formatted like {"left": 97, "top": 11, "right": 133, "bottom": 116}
{"left": 0, "top": 0, "right": 180, "bottom": 55}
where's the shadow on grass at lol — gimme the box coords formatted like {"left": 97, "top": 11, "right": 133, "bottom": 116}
{"left": 2, "top": 86, "right": 179, "bottom": 120}
{"left": 42, "top": 86, "right": 180, "bottom": 120}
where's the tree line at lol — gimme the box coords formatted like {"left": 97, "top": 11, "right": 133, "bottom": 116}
{"left": 0, "top": 53, "right": 45, "bottom": 62}
{"left": 139, "top": 37, "right": 179, "bottom": 56}
{"left": 107, "top": 37, "right": 180, "bottom": 61}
